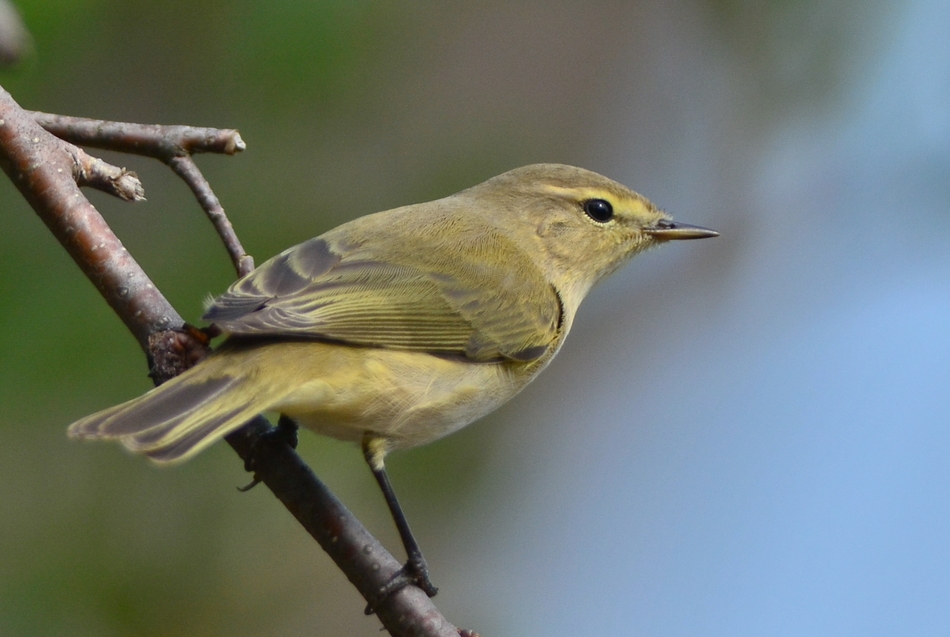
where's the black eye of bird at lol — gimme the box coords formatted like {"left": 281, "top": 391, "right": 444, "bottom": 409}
{"left": 583, "top": 198, "right": 614, "bottom": 223}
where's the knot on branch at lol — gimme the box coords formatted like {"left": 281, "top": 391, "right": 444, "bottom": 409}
{"left": 147, "top": 325, "right": 213, "bottom": 385}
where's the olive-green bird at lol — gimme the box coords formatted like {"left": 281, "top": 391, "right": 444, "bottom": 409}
{"left": 68, "top": 163, "right": 717, "bottom": 600}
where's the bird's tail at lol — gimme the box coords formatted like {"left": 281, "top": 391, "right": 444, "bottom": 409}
{"left": 68, "top": 349, "right": 296, "bottom": 463}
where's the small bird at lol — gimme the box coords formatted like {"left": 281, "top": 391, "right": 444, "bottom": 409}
{"left": 68, "top": 163, "right": 717, "bottom": 602}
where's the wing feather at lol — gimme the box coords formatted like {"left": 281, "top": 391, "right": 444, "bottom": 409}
{"left": 204, "top": 210, "right": 562, "bottom": 362}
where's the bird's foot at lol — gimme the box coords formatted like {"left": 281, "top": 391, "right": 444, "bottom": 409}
{"left": 364, "top": 553, "right": 438, "bottom": 615}
{"left": 237, "top": 415, "right": 299, "bottom": 491}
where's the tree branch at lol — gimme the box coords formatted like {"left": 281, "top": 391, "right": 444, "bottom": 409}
{"left": 0, "top": 84, "right": 466, "bottom": 637}
{"left": 31, "top": 110, "right": 253, "bottom": 276}
{"left": 29, "top": 111, "right": 245, "bottom": 157}
{"left": 0, "top": 91, "right": 176, "bottom": 349}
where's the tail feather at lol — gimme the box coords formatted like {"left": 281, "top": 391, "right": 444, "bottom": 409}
{"left": 68, "top": 358, "right": 295, "bottom": 463}
{"left": 128, "top": 402, "right": 264, "bottom": 462}
{"left": 69, "top": 375, "right": 237, "bottom": 438}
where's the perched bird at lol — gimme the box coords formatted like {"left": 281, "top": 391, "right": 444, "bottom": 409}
{"left": 69, "top": 163, "right": 717, "bottom": 600}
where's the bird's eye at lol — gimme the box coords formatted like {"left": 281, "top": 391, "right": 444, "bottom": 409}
{"left": 583, "top": 198, "right": 614, "bottom": 223}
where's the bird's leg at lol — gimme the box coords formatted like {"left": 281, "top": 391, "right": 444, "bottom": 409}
{"left": 237, "top": 415, "right": 299, "bottom": 491}
{"left": 362, "top": 434, "right": 438, "bottom": 613}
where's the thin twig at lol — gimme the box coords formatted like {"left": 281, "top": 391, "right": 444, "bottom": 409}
{"left": 71, "top": 145, "right": 145, "bottom": 202}
{"left": 0, "top": 85, "right": 462, "bottom": 637}
{"left": 167, "top": 154, "right": 253, "bottom": 276}
{"left": 31, "top": 110, "right": 251, "bottom": 277}
{"left": 29, "top": 111, "right": 245, "bottom": 157}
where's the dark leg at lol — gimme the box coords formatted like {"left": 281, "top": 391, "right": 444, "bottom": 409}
{"left": 362, "top": 434, "right": 438, "bottom": 611}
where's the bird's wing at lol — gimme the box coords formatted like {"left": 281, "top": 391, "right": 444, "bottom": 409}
{"left": 204, "top": 227, "right": 562, "bottom": 362}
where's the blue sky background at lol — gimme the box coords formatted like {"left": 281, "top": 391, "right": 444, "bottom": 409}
{"left": 465, "top": 2, "right": 950, "bottom": 634}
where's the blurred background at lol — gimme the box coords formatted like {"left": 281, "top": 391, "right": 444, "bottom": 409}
{"left": 1, "top": 0, "right": 948, "bottom": 635}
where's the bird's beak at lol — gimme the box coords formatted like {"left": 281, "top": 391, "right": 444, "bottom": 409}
{"left": 644, "top": 220, "right": 719, "bottom": 241}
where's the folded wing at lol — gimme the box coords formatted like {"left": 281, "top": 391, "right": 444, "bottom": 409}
{"left": 205, "top": 220, "right": 562, "bottom": 362}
